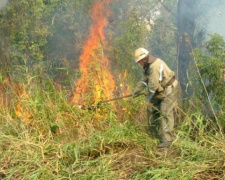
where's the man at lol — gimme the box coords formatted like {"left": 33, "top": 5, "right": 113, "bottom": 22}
{"left": 133, "top": 48, "right": 179, "bottom": 148}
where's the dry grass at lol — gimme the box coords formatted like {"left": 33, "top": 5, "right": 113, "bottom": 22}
{"left": 0, "top": 80, "right": 224, "bottom": 179}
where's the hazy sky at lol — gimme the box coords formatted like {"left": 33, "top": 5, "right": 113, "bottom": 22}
{"left": 196, "top": 0, "right": 225, "bottom": 40}
{"left": 207, "top": 2, "right": 225, "bottom": 38}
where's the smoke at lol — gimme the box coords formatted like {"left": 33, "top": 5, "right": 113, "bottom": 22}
{"left": 70, "top": 0, "right": 116, "bottom": 105}
{"left": 0, "top": 0, "right": 8, "bottom": 11}
{"left": 195, "top": 0, "right": 225, "bottom": 40}
{"left": 177, "top": 0, "right": 225, "bottom": 93}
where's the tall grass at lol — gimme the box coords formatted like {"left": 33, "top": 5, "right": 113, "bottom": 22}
{"left": 0, "top": 75, "right": 224, "bottom": 180}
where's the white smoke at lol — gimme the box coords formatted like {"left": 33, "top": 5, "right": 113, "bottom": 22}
{"left": 0, "top": 0, "right": 8, "bottom": 11}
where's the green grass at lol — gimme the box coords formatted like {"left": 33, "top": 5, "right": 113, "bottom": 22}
{"left": 0, "top": 78, "right": 224, "bottom": 180}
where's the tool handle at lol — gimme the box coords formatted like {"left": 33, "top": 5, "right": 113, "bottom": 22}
{"left": 101, "top": 94, "right": 133, "bottom": 103}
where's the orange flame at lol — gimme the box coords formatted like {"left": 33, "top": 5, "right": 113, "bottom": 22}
{"left": 118, "top": 70, "right": 131, "bottom": 96}
{"left": 14, "top": 84, "right": 32, "bottom": 124}
{"left": 0, "top": 77, "right": 32, "bottom": 124}
{"left": 70, "top": 0, "right": 115, "bottom": 105}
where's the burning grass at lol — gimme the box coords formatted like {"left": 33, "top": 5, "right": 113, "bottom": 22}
{"left": 0, "top": 0, "right": 224, "bottom": 179}
{"left": 0, "top": 75, "right": 224, "bottom": 179}
{"left": 69, "top": 0, "right": 116, "bottom": 106}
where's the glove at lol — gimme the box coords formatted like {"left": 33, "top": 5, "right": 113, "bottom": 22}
{"left": 132, "top": 90, "right": 151, "bottom": 98}
{"left": 141, "top": 90, "right": 151, "bottom": 96}
{"left": 154, "top": 91, "right": 166, "bottom": 100}
{"left": 146, "top": 102, "right": 154, "bottom": 110}
{"left": 154, "top": 85, "right": 166, "bottom": 100}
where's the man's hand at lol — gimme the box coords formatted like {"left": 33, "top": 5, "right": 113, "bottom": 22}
{"left": 132, "top": 90, "right": 150, "bottom": 98}
{"left": 154, "top": 92, "right": 166, "bottom": 100}
{"left": 141, "top": 90, "right": 150, "bottom": 96}
{"left": 146, "top": 102, "right": 154, "bottom": 110}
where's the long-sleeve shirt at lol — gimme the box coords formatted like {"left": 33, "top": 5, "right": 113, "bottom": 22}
{"left": 134, "top": 58, "right": 175, "bottom": 95}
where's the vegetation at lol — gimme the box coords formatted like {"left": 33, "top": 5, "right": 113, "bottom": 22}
{"left": 149, "top": 0, "right": 178, "bottom": 70}
{"left": 189, "top": 33, "right": 225, "bottom": 132}
{"left": 194, "top": 34, "right": 225, "bottom": 106}
{"left": 0, "top": 0, "right": 224, "bottom": 179}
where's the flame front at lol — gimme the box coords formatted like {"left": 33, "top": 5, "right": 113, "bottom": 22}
{"left": 70, "top": 0, "right": 115, "bottom": 105}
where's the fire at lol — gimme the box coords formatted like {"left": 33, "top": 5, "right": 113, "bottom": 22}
{"left": 119, "top": 70, "right": 131, "bottom": 96}
{"left": 70, "top": 0, "right": 115, "bottom": 106}
{"left": 0, "top": 77, "right": 32, "bottom": 124}
{"left": 14, "top": 83, "right": 32, "bottom": 124}
{"left": 16, "top": 102, "right": 32, "bottom": 124}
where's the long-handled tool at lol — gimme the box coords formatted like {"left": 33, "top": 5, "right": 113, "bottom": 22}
{"left": 99, "top": 94, "right": 133, "bottom": 103}
{"left": 98, "top": 90, "right": 151, "bottom": 104}
{"left": 98, "top": 93, "right": 159, "bottom": 112}
{"left": 80, "top": 93, "right": 158, "bottom": 111}
{"left": 79, "top": 94, "right": 133, "bottom": 110}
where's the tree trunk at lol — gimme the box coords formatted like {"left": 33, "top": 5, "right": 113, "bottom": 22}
{"left": 177, "top": 0, "right": 197, "bottom": 95}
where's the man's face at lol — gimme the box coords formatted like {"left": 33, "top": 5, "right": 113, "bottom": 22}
{"left": 138, "top": 57, "right": 148, "bottom": 67}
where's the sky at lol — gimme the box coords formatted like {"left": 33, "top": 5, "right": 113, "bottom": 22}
{"left": 207, "top": 2, "right": 225, "bottom": 38}
{"left": 196, "top": 0, "right": 225, "bottom": 40}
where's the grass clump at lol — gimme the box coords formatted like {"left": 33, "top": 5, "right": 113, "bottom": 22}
{"left": 0, "top": 72, "right": 224, "bottom": 179}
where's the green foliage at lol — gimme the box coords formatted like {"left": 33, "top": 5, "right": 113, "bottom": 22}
{"left": 149, "top": 0, "right": 177, "bottom": 70}
{"left": 194, "top": 34, "right": 225, "bottom": 108}
{"left": 110, "top": 8, "right": 149, "bottom": 90}
{"left": 46, "top": 0, "right": 95, "bottom": 82}
{"left": 0, "top": 0, "right": 94, "bottom": 83}
{"left": 0, "top": 1, "right": 224, "bottom": 179}
{"left": 2, "top": 1, "right": 50, "bottom": 62}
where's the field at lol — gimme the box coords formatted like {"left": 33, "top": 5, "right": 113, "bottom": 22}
{"left": 0, "top": 79, "right": 224, "bottom": 179}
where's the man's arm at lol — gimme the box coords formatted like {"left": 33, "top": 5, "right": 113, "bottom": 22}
{"left": 132, "top": 75, "right": 149, "bottom": 97}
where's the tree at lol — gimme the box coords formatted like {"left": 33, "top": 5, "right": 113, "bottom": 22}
{"left": 0, "top": 0, "right": 95, "bottom": 84}
{"left": 149, "top": 0, "right": 177, "bottom": 70}
{"left": 177, "top": 0, "right": 197, "bottom": 94}
{"left": 194, "top": 34, "right": 225, "bottom": 108}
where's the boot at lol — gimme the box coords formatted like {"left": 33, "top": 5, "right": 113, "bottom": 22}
{"left": 157, "top": 141, "right": 172, "bottom": 148}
